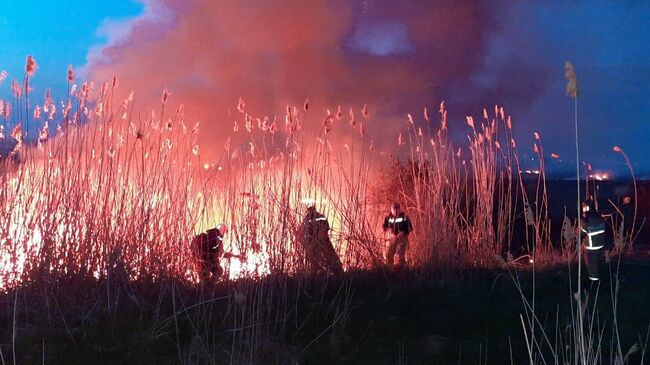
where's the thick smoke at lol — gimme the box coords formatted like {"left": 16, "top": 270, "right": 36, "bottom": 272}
{"left": 87, "top": 0, "right": 536, "bottom": 160}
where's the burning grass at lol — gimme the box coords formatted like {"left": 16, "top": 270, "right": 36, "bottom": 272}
{"left": 0, "top": 60, "right": 642, "bottom": 290}
{"left": 0, "top": 57, "right": 646, "bottom": 364}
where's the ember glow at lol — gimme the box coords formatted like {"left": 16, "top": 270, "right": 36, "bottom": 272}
{"left": 0, "top": 67, "right": 565, "bottom": 289}
{"left": 221, "top": 241, "right": 271, "bottom": 280}
{"left": 0, "top": 62, "right": 642, "bottom": 291}
{"left": 3, "top": 44, "right": 646, "bottom": 294}
{"left": 0, "top": 70, "right": 378, "bottom": 288}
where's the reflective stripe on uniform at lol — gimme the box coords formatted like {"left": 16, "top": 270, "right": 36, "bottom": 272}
{"left": 589, "top": 276, "right": 599, "bottom": 281}
{"left": 587, "top": 229, "right": 605, "bottom": 237}
{"left": 581, "top": 228, "right": 605, "bottom": 250}
{"left": 388, "top": 217, "right": 405, "bottom": 223}
{"left": 580, "top": 228, "right": 605, "bottom": 235}
{"left": 308, "top": 217, "right": 328, "bottom": 223}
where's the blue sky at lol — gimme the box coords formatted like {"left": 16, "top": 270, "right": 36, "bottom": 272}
{"left": 445, "top": 1, "right": 650, "bottom": 176}
{"left": 0, "top": 0, "right": 142, "bottom": 89}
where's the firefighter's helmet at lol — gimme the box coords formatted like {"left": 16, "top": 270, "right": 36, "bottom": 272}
{"left": 582, "top": 199, "right": 596, "bottom": 213}
{"left": 216, "top": 223, "right": 228, "bottom": 235}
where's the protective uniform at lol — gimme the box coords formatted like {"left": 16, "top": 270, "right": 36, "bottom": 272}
{"left": 579, "top": 200, "right": 611, "bottom": 282}
{"left": 382, "top": 210, "right": 413, "bottom": 269}
{"left": 193, "top": 227, "right": 225, "bottom": 280}
{"left": 299, "top": 207, "right": 343, "bottom": 275}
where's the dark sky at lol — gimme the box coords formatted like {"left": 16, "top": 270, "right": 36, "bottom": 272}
{"left": 1, "top": 0, "right": 649, "bottom": 177}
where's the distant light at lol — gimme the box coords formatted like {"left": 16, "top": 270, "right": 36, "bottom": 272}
{"left": 589, "top": 172, "right": 610, "bottom": 181}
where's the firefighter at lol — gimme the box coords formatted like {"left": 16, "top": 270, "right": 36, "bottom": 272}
{"left": 299, "top": 206, "right": 343, "bottom": 275}
{"left": 193, "top": 223, "right": 228, "bottom": 281}
{"left": 382, "top": 202, "right": 413, "bottom": 270}
{"left": 579, "top": 199, "right": 612, "bottom": 282}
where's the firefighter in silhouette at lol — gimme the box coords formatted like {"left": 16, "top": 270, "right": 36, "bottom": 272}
{"left": 299, "top": 206, "right": 343, "bottom": 275}
{"left": 193, "top": 223, "right": 228, "bottom": 281}
{"left": 579, "top": 199, "right": 612, "bottom": 282}
{"left": 382, "top": 202, "right": 413, "bottom": 270}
